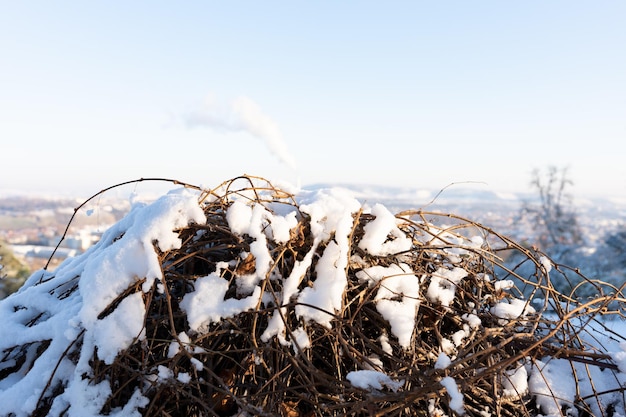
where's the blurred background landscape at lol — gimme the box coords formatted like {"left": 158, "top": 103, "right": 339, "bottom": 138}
{"left": 2, "top": 167, "right": 625, "bottom": 300}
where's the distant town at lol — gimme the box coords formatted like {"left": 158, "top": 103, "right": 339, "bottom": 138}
{"left": 0, "top": 194, "right": 134, "bottom": 274}
{"left": 2, "top": 184, "right": 626, "bottom": 299}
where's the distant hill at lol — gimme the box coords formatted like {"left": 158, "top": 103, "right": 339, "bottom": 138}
{"left": 304, "top": 182, "right": 626, "bottom": 212}
{"left": 305, "top": 182, "right": 524, "bottom": 210}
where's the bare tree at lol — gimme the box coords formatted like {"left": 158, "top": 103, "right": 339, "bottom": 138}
{"left": 521, "top": 166, "right": 582, "bottom": 250}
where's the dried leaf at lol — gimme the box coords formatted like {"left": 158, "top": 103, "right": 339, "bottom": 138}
{"left": 235, "top": 252, "right": 256, "bottom": 275}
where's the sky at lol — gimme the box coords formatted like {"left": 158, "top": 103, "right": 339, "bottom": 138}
{"left": 1, "top": 2, "right": 625, "bottom": 199}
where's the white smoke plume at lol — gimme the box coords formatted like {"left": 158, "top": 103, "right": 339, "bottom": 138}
{"left": 183, "top": 95, "right": 297, "bottom": 171}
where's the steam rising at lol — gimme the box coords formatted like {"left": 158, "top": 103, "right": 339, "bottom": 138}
{"left": 183, "top": 95, "right": 297, "bottom": 171}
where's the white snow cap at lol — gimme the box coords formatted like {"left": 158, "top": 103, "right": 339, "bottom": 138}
{"left": 440, "top": 376, "right": 465, "bottom": 415}
{"left": 502, "top": 364, "right": 528, "bottom": 399}
{"left": 346, "top": 370, "right": 403, "bottom": 392}
{"left": 426, "top": 266, "right": 468, "bottom": 307}
{"left": 356, "top": 263, "right": 421, "bottom": 349}
{"left": 358, "top": 203, "right": 412, "bottom": 255}
{"left": 0, "top": 188, "right": 205, "bottom": 417}
{"left": 491, "top": 298, "right": 535, "bottom": 325}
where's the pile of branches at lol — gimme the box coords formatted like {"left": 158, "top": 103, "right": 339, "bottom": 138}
{"left": 1, "top": 175, "right": 625, "bottom": 417}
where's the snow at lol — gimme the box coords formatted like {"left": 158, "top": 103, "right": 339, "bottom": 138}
{"left": 462, "top": 313, "right": 482, "bottom": 329}
{"left": 294, "top": 188, "right": 362, "bottom": 326}
{"left": 177, "top": 372, "right": 191, "bottom": 384}
{"left": 440, "top": 376, "right": 465, "bottom": 415}
{"left": 435, "top": 352, "right": 452, "bottom": 370}
{"left": 157, "top": 365, "right": 174, "bottom": 382}
{"left": 346, "top": 370, "right": 403, "bottom": 392}
{"left": 612, "top": 342, "right": 626, "bottom": 373}
{"left": 225, "top": 202, "right": 274, "bottom": 291}
{"left": 539, "top": 255, "right": 553, "bottom": 273}
{"left": 358, "top": 203, "right": 413, "bottom": 255}
{"left": 426, "top": 266, "right": 468, "bottom": 307}
{"left": 528, "top": 359, "right": 578, "bottom": 416}
{"left": 494, "top": 279, "right": 515, "bottom": 291}
{"left": 502, "top": 364, "right": 528, "bottom": 399}
{"left": 440, "top": 337, "right": 456, "bottom": 355}
{"left": 91, "top": 292, "right": 146, "bottom": 365}
{"left": 180, "top": 264, "right": 263, "bottom": 332}
{"left": 356, "top": 263, "right": 421, "bottom": 349}
{"left": 379, "top": 332, "right": 393, "bottom": 355}
{"left": 290, "top": 327, "right": 311, "bottom": 354}
{"left": 1, "top": 182, "right": 626, "bottom": 417}
{"left": 491, "top": 298, "right": 536, "bottom": 325}
{"left": 0, "top": 188, "right": 205, "bottom": 417}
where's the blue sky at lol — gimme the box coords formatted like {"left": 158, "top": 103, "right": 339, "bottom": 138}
{"left": 1, "top": 2, "right": 625, "bottom": 199}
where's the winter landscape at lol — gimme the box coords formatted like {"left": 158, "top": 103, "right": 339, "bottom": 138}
{"left": 1, "top": 174, "right": 625, "bottom": 417}
{"left": 3, "top": 2, "right": 625, "bottom": 416}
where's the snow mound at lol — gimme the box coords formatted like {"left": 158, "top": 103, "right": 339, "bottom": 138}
{"left": 1, "top": 176, "right": 625, "bottom": 417}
